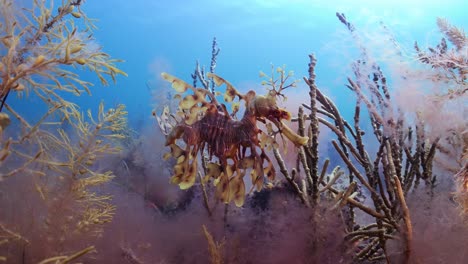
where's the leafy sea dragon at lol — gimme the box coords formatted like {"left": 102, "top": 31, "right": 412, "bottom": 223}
{"left": 155, "top": 72, "right": 308, "bottom": 207}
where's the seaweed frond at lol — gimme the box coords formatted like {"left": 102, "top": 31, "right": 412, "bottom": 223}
{"left": 437, "top": 17, "right": 467, "bottom": 51}
{"left": 0, "top": 0, "right": 127, "bottom": 260}
{"left": 202, "top": 225, "right": 225, "bottom": 264}
{"left": 37, "top": 245, "right": 96, "bottom": 264}
{"left": 38, "top": 102, "right": 127, "bottom": 235}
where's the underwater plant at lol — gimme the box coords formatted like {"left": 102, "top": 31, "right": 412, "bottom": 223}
{"left": 271, "top": 13, "right": 468, "bottom": 263}
{"left": 274, "top": 13, "right": 442, "bottom": 262}
{"left": 146, "top": 13, "right": 468, "bottom": 262}
{"left": 0, "top": 0, "right": 127, "bottom": 262}
{"left": 150, "top": 19, "right": 433, "bottom": 261}
{"left": 202, "top": 225, "right": 225, "bottom": 264}
{"left": 156, "top": 67, "right": 308, "bottom": 207}
{"left": 192, "top": 37, "right": 221, "bottom": 94}
{"left": 414, "top": 18, "right": 467, "bottom": 100}
{"left": 0, "top": 0, "right": 126, "bottom": 175}
{"left": 455, "top": 132, "right": 468, "bottom": 217}
{"left": 413, "top": 18, "right": 468, "bottom": 219}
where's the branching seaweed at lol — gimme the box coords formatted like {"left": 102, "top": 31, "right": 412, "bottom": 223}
{"left": 37, "top": 245, "right": 96, "bottom": 264}
{"left": 150, "top": 14, "right": 468, "bottom": 262}
{"left": 0, "top": 0, "right": 127, "bottom": 262}
{"left": 267, "top": 14, "right": 449, "bottom": 263}
{"left": 34, "top": 102, "right": 127, "bottom": 233}
{"left": 0, "top": 0, "right": 126, "bottom": 177}
{"left": 202, "top": 225, "right": 225, "bottom": 264}
{"left": 413, "top": 18, "right": 468, "bottom": 220}
{"left": 288, "top": 14, "right": 442, "bottom": 263}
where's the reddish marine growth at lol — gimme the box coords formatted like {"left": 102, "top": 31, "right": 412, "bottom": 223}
{"left": 156, "top": 72, "right": 308, "bottom": 206}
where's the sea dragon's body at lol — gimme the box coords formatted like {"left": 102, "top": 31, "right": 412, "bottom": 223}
{"left": 157, "top": 72, "right": 308, "bottom": 206}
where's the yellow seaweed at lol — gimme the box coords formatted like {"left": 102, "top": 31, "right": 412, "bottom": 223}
{"left": 0, "top": 0, "right": 128, "bottom": 259}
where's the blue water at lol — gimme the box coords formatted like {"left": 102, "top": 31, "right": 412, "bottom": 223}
{"left": 7, "top": 0, "right": 467, "bottom": 132}
{"left": 57, "top": 0, "right": 466, "bottom": 129}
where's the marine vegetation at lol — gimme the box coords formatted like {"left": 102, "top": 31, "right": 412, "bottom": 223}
{"left": 1, "top": 1, "right": 467, "bottom": 263}
{"left": 151, "top": 15, "right": 467, "bottom": 264}
{"left": 0, "top": 0, "right": 127, "bottom": 262}
{"left": 413, "top": 17, "right": 468, "bottom": 217}
{"left": 157, "top": 67, "right": 308, "bottom": 207}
